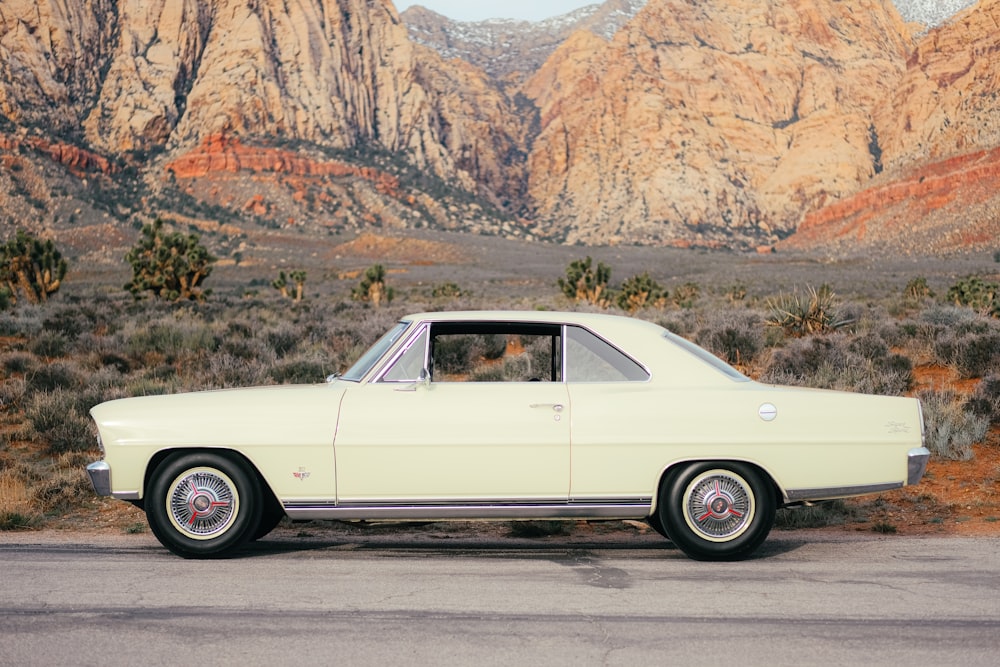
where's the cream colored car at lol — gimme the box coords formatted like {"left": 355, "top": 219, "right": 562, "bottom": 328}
{"left": 87, "top": 311, "right": 929, "bottom": 560}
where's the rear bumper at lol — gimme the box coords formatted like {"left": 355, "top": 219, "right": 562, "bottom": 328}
{"left": 908, "top": 447, "right": 931, "bottom": 486}
{"left": 86, "top": 461, "right": 112, "bottom": 496}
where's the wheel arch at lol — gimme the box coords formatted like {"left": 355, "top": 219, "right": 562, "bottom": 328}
{"left": 143, "top": 447, "right": 281, "bottom": 511}
{"left": 650, "top": 458, "right": 784, "bottom": 516}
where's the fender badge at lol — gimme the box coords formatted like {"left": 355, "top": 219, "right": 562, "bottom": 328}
{"left": 293, "top": 468, "right": 311, "bottom": 481}
{"left": 886, "top": 421, "right": 910, "bottom": 434}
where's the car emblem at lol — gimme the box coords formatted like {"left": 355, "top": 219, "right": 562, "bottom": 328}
{"left": 293, "top": 468, "right": 311, "bottom": 481}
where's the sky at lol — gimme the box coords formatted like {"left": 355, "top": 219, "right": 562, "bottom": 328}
{"left": 394, "top": 1, "right": 597, "bottom": 22}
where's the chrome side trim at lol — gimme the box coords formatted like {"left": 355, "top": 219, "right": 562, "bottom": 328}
{"left": 85, "top": 461, "right": 112, "bottom": 496}
{"left": 112, "top": 491, "right": 142, "bottom": 501}
{"left": 784, "top": 482, "right": 903, "bottom": 503}
{"left": 908, "top": 447, "right": 931, "bottom": 486}
{"left": 282, "top": 501, "right": 652, "bottom": 522}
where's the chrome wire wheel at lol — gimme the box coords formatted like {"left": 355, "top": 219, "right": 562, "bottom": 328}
{"left": 681, "top": 469, "right": 756, "bottom": 543}
{"left": 165, "top": 467, "right": 240, "bottom": 540}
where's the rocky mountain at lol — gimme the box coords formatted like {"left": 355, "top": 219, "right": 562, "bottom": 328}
{"left": 0, "top": 0, "right": 997, "bottom": 261}
{"left": 782, "top": 0, "right": 1000, "bottom": 255}
{"left": 401, "top": 0, "right": 646, "bottom": 84}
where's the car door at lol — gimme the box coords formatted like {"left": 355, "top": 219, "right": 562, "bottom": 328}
{"left": 333, "top": 322, "right": 571, "bottom": 503}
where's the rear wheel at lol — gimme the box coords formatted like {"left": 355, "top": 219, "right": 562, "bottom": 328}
{"left": 659, "top": 462, "right": 775, "bottom": 561}
{"left": 146, "top": 452, "right": 262, "bottom": 558}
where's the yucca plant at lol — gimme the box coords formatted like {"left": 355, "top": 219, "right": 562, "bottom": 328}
{"left": 766, "top": 285, "right": 849, "bottom": 337}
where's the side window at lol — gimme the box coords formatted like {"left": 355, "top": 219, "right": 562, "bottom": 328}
{"left": 565, "top": 326, "right": 649, "bottom": 382}
{"left": 380, "top": 326, "right": 428, "bottom": 382}
{"left": 430, "top": 324, "right": 561, "bottom": 382}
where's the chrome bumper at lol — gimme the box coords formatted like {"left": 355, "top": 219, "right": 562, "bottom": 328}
{"left": 907, "top": 447, "right": 931, "bottom": 486}
{"left": 86, "top": 461, "right": 112, "bottom": 496}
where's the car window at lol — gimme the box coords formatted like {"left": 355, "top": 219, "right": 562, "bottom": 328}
{"left": 565, "top": 326, "right": 649, "bottom": 382}
{"left": 380, "top": 326, "right": 428, "bottom": 382}
{"left": 341, "top": 321, "right": 410, "bottom": 382}
{"left": 429, "top": 323, "right": 561, "bottom": 382}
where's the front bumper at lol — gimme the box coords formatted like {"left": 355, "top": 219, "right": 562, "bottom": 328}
{"left": 908, "top": 447, "right": 931, "bottom": 486}
{"left": 86, "top": 461, "right": 112, "bottom": 496}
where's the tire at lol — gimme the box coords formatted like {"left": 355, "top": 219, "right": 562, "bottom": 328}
{"left": 646, "top": 512, "right": 670, "bottom": 539}
{"left": 146, "top": 452, "right": 262, "bottom": 558}
{"left": 251, "top": 496, "right": 286, "bottom": 541}
{"left": 659, "top": 462, "right": 775, "bottom": 561}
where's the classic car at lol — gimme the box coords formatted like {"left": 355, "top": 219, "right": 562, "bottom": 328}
{"left": 86, "top": 311, "right": 929, "bottom": 561}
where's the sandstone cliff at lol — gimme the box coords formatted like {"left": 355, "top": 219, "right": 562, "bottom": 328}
{"left": 782, "top": 0, "right": 1000, "bottom": 255}
{"left": 402, "top": 0, "right": 646, "bottom": 85}
{"left": 523, "top": 0, "right": 913, "bottom": 247}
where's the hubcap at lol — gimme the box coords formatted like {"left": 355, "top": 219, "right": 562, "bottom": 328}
{"left": 683, "top": 470, "right": 755, "bottom": 542}
{"left": 166, "top": 468, "right": 239, "bottom": 540}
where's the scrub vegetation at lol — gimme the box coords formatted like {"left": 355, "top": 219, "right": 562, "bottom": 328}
{"left": 1, "top": 240, "right": 999, "bottom": 535}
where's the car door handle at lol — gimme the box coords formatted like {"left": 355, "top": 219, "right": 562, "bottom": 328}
{"left": 529, "top": 403, "right": 563, "bottom": 412}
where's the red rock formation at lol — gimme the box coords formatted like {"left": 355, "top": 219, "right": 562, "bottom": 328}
{"left": 782, "top": 146, "right": 1000, "bottom": 254}
{"left": 166, "top": 134, "right": 400, "bottom": 195}
{"left": 0, "top": 133, "right": 116, "bottom": 176}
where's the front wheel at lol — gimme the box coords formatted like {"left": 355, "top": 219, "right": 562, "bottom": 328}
{"left": 659, "top": 462, "right": 775, "bottom": 561}
{"left": 146, "top": 452, "right": 262, "bottom": 558}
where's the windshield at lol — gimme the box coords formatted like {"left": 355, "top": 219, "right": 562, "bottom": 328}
{"left": 341, "top": 321, "right": 410, "bottom": 382}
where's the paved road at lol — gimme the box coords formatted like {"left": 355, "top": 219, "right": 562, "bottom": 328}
{"left": 1, "top": 528, "right": 998, "bottom": 666}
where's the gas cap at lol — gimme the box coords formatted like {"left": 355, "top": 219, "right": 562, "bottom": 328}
{"left": 758, "top": 403, "right": 778, "bottom": 422}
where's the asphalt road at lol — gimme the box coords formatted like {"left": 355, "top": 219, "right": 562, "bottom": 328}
{"left": 1, "top": 528, "right": 998, "bottom": 666}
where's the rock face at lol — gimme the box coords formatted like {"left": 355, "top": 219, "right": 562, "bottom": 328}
{"left": 523, "top": 0, "right": 913, "bottom": 247}
{"left": 0, "top": 0, "right": 997, "bottom": 257}
{"left": 782, "top": 0, "right": 1000, "bottom": 255}
{"left": 402, "top": 0, "right": 647, "bottom": 84}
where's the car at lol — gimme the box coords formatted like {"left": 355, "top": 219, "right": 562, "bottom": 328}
{"left": 86, "top": 310, "right": 929, "bottom": 560}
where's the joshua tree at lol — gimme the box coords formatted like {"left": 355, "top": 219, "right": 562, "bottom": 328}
{"left": 273, "top": 270, "right": 307, "bottom": 302}
{"left": 0, "top": 230, "right": 68, "bottom": 305}
{"left": 352, "top": 264, "right": 394, "bottom": 307}
{"left": 558, "top": 256, "right": 612, "bottom": 307}
{"left": 125, "top": 219, "right": 216, "bottom": 302}
{"left": 617, "top": 272, "right": 667, "bottom": 313}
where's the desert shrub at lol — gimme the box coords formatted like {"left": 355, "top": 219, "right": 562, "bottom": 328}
{"left": 201, "top": 353, "right": 272, "bottom": 389}
{"left": 918, "top": 389, "right": 989, "bottom": 461}
{"left": 671, "top": 282, "right": 701, "bottom": 309}
{"left": 22, "top": 389, "right": 94, "bottom": 455}
{"left": 761, "top": 333, "right": 911, "bottom": 395}
{"left": 125, "top": 318, "right": 219, "bottom": 363}
{"left": 32, "top": 468, "right": 93, "bottom": 514}
{"left": 24, "top": 360, "right": 84, "bottom": 395}
{"left": 695, "top": 311, "right": 765, "bottom": 367}
{"left": 558, "top": 256, "right": 612, "bottom": 307}
{"left": 616, "top": 273, "right": 667, "bottom": 312}
{"left": 765, "top": 284, "right": 846, "bottom": 337}
{"left": 932, "top": 329, "right": 1000, "bottom": 379}
{"left": 964, "top": 375, "right": 1000, "bottom": 426}
{"left": 266, "top": 324, "right": 301, "bottom": 358}
{"left": 268, "top": 356, "right": 331, "bottom": 384}
{"left": 431, "top": 282, "right": 464, "bottom": 298}
{"left": 28, "top": 330, "right": 67, "bottom": 358}
{"left": 1, "top": 351, "right": 37, "bottom": 375}
{"left": 947, "top": 275, "right": 999, "bottom": 317}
